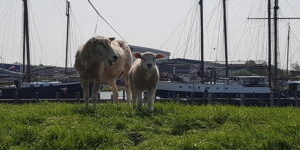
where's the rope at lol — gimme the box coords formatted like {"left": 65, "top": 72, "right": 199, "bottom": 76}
{"left": 87, "top": 0, "right": 127, "bottom": 43}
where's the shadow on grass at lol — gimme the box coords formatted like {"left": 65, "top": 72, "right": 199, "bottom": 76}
{"left": 127, "top": 132, "right": 146, "bottom": 146}
{"left": 71, "top": 107, "right": 96, "bottom": 116}
{"left": 134, "top": 107, "right": 168, "bottom": 118}
{"left": 171, "top": 113, "right": 230, "bottom": 135}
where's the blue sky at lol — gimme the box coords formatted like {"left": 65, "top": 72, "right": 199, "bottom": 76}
{"left": 0, "top": 0, "right": 300, "bottom": 69}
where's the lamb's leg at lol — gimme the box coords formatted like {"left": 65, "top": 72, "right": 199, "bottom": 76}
{"left": 131, "top": 87, "right": 138, "bottom": 109}
{"left": 136, "top": 90, "right": 143, "bottom": 110}
{"left": 148, "top": 89, "right": 156, "bottom": 111}
{"left": 110, "top": 81, "right": 119, "bottom": 107}
{"left": 91, "top": 81, "right": 100, "bottom": 111}
{"left": 124, "top": 74, "right": 131, "bottom": 105}
{"left": 81, "top": 80, "right": 89, "bottom": 110}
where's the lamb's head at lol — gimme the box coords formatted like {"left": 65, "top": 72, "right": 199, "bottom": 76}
{"left": 133, "top": 52, "right": 165, "bottom": 70}
{"left": 88, "top": 36, "right": 118, "bottom": 65}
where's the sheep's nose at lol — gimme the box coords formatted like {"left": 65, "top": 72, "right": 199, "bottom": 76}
{"left": 113, "top": 55, "right": 118, "bottom": 61}
{"left": 147, "top": 64, "right": 152, "bottom": 68}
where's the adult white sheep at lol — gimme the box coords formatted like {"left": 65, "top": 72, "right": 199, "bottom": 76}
{"left": 75, "top": 35, "right": 133, "bottom": 110}
{"left": 129, "top": 52, "right": 165, "bottom": 111}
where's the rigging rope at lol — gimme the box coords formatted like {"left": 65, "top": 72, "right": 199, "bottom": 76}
{"left": 159, "top": 4, "right": 196, "bottom": 50}
{"left": 93, "top": 18, "right": 99, "bottom": 36}
{"left": 87, "top": 0, "right": 127, "bottom": 43}
{"left": 70, "top": 8, "right": 83, "bottom": 42}
{"left": 183, "top": 4, "right": 198, "bottom": 59}
{"left": 28, "top": 1, "right": 47, "bottom": 66}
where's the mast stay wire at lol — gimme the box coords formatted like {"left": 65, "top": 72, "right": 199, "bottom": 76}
{"left": 159, "top": 4, "right": 196, "bottom": 50}
{"left": 290, "top": 31, "right": 300, "bottom": 65}
{"left": 28, "top": 0, "right": 48, "bottom": 66}
{"left": 253, "top": 0, "right": 267, "bottom": 61}
{"left": 2, "top": 1, "right": 14, "bottom": 63}
{"left": 69, "top": 18, "right": 82, "bottom": 68}
{"left": 172, "top": 8, "right": 194, "bottom": 58}
{"left": 172, "top": 4, "right": 198, "bottom": 58}
{"left": 93, "top": 18, "right": 99, "bottom": 36}
{"left": 231, "top": 0, "right": 268, "bottom": 63}
{"left": 245, "top": 0, "right": 258, "bottom": 61}
{"left": 205, "top": 0, "right": 222, "bottom": 60}
{"left": 52, "top": 0, "right": 66, "bottom": 25}
{"left": 285, "top": 0, "right": 298, "bottom": 17}
{"left": 87, "top": 0, "right": 128, "bottom": 43}
{"left": 277, "top": 9, "right": 300, "bottom": 69}
{"left": 282, "top": 23, "right": 289, "bottom": 69}
{"left": 183, "top": 4, "right": 199, "bottom": 59}
{"left": 70, "top": 7, "right": 83, "bottom": 42}
{"left": 207, "top": 2, "right": 222, "bottom": 62}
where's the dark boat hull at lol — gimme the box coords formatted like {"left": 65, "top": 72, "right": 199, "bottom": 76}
{"left": 0, "top": 80, "right": 125, "bottom": 99}
{"left": 0, "top": 82, "right": 82, "bottom": 99}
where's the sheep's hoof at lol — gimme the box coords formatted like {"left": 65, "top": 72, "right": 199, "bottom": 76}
{"left": 148, "top": 107, "right": 154, "bottom": 112}
{"left": 117, "top": 106, "right": 121, "bottom": 111}
{"left": 136, "top": 107, "right": 142, "bottom": 112}
{"left": 132, "top": 105, "right": 136, "bottom": 109}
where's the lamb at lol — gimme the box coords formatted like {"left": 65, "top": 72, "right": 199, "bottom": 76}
{"left": 128, "top": 52, "right": 165, "bottom": 111}
{"left": 75, "top": 35, "right": 133, "bottom": 110}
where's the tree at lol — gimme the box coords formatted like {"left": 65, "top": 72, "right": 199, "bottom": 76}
{"left": 245, "top": 60, "right": 256, "bottom": 66}
{"left": 232, "top": 69, "right": 254, "bottom": 76}
{"left": 291, "top": 63, "right": 300, "bottom": 71}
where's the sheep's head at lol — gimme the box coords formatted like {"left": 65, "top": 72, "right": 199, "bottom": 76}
{"left": 133, "top": 52, "right": 165, "bottom": 70}
{"left": 89, "top": 36, "right": 118, "bottom": 65}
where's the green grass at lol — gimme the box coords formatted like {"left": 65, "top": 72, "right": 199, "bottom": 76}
{"left": 0, "top": 102, "right": 299, "bottom": 150}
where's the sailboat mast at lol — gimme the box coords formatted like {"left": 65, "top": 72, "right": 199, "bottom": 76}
{"left": 23, "top": 0, "right": 31, "bottom": 82}
{"left": 268, "top": 0, "right": 272, "bottom": 87}
{"left": 199, "top": 0, "right": 204, "bottom": 83}
{"left": 286, "top": 23, "right": 290, "bottom": 76}
{"left": 274, "top": 0, "right": 279, "bottom": 87}
{"left": 22, "top": 0, "right": 26, "bottom": 75}
{"left": 65, "top": 0, "right": 70, "bottom": 75}
{"left": 222, "top": 0, "right": 229, "bottom": 78}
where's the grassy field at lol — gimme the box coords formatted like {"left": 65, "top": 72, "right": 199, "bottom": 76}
{"left": 0, "top": 102, "right": 299, "bottom": 150}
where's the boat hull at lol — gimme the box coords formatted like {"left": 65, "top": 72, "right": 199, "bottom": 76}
{"left": 155, "top": 81, "right": 272, "bottom": 98}
{"left": 0, "top": 81, "right": 273, "bottom": 99}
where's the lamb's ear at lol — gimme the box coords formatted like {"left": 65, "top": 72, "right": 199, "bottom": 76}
{"left": 133, "top": 53, "right": 142, "bottom": 58}
{"left": 89, "top": 37, "right": 96, "bottom": 45}
{"left": 155, "top": 53, "right": 165, "bottom": 59}
{"left": 109, "top": 37, "right": 116, "bottom": 41}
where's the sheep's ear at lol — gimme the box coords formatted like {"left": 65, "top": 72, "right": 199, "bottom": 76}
{"left": 156, "top": 53, "right": 165, "bottom": 59}
{"left": 133, "top": 53, "right": 142, "bottom": 58}
{"left": 109, "top": 37, "right": 116, "bottom": 41}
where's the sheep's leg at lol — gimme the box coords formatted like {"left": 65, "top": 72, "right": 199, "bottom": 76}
{"left": 136, "top": 90, "right": 143, "bottom": 110}
{"left": 81, "top": 80, "right": 90, "bottom": 110}
{"left": 91, "top": 81, "right": 100, "bottom": 111}
{"left": 148, "top": 89, "right": 156, "bottom": 111}
{"left": 110, "top": 82, "right": 119, "bottom": 107}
